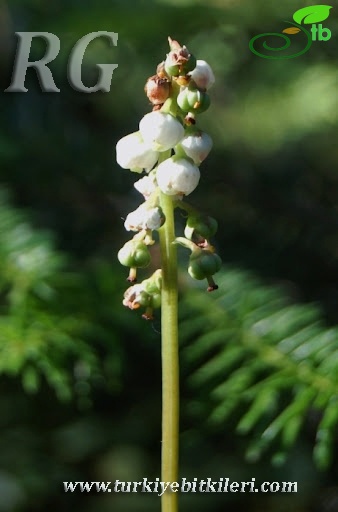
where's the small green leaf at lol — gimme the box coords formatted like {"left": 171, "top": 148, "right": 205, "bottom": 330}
{"left": 293, "top": 5, "right": 332, "bottom": 25}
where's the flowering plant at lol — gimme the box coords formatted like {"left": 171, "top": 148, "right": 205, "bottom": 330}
{"left": 116, "top": 37, "right": 220, "bottom": 512}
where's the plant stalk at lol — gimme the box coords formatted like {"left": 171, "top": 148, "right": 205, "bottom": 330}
{"left": 159, "top": 152, "right": 179, "bottom": 512}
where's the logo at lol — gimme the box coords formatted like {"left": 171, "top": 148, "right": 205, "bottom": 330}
{"left": 249, "top": 5, "right": 332, "bottom": 59}
{"left": 4, "top": 31, "right": 118, "bottom": 93}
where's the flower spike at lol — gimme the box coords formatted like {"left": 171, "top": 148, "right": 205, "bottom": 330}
{"left": 115, "top": 37, "right": 220, "bottom": 317}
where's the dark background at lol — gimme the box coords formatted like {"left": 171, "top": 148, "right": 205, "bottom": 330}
{"left": 0, "top": 1, "right": 338, "bottom": 511}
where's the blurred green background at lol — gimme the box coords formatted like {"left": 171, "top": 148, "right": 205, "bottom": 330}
{"left": 0, "top": 0, "right": 338, "bottom": 511}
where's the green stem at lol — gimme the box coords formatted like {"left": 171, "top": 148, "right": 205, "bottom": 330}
{"left": 158, "top": 151, "right": 179, "bottom": 512}
{"left": 174, "top": 200, "right": 199, "bottom": 215}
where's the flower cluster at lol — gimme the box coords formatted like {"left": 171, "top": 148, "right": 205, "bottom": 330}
{"left": 116, "top": 37, "right": 220, "bottom": 319}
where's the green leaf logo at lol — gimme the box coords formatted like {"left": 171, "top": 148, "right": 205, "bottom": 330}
{"left": 293, "top": 5, "right": 332, "bottom": 25}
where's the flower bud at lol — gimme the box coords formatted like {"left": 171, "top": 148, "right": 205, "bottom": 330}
{"left": 184, "top": 214, "right": 218, "bottom": 240}
{"left": 139, "top": 111, "right": 184, "bottom": 152}
{"left": 164, "top": 38, "right": 195, "bottom": 77}
{"left": 176, "top": 130, "right": 212, "bottom": 165}
{"left": 188, "top": 60, "right": 215, "bottom": 90}
{"left": 117, "top": 240, "right": 151, "bottom": 268}
{"left": 156, "top": 156, "right": 200, "bottom": 197}
{"left": 188, "top": 249, "right": 222, "bottom": 281}
{"left": 177, "top": 87, "right": 210, "bottom": 114}
{"left": 124, "top": 204, "right": 165, "bottom": 232}
{"left": 116, "top": 131, "right": 159, "bottom": 173}
{"left": 145, "top": 74, "right": 171, "bottom": 105}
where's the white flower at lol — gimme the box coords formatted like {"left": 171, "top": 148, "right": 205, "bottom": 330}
{"left": 139, "top": 111, "right": 184, "bottom": 152}
{"left": 116, "top": 131, "right": 159, "bottom": 173}
{"left": 178, "top": 131, "right": 213, "bottom": 165}
{"left": 134, "top": 173, "right": 158, "bottom": 199}
{"left": 156, "top": 157, "right": 200, "bottom": 196}
{"left": 123, "top": 283, "right": 146, "bottom": 309}
{"left": 124, "top": 204, "right": 164, "bottom": 231}
{"left": 189, "top": 60, "right": 215, "bottom": 90}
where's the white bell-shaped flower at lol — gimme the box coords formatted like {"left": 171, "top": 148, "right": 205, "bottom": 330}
{"left": 116, "top": 131, "right": 159, "bottom": 173}
{"left": 124, "top": 204, "right": 164, "bottom": 231}
{"left": 189, "top": 60, "right": 215, "bottom": 90}
{"left": 178, "top": 131, "right": 213, "bottom": 165}
{"left": 156, "top": 156, "right": 200, "bottom": 196}
{"left": 139, "top": 111, "right": 184, "bottom": 152}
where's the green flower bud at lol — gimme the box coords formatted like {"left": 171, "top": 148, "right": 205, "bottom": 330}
{"left": 177, "top": 87, "right": 210, "bottom": 114}
{"left": 143, "top": 269, "right": 162, "bottom": 295}
{"left": 184, "top": 214, "right": 218, "bottom": 240}
{"left": 188, "top": 250, "right": 222, "bottom": 281}
{"left": 117, "top": 240, "right": 151, "bottom": 268}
